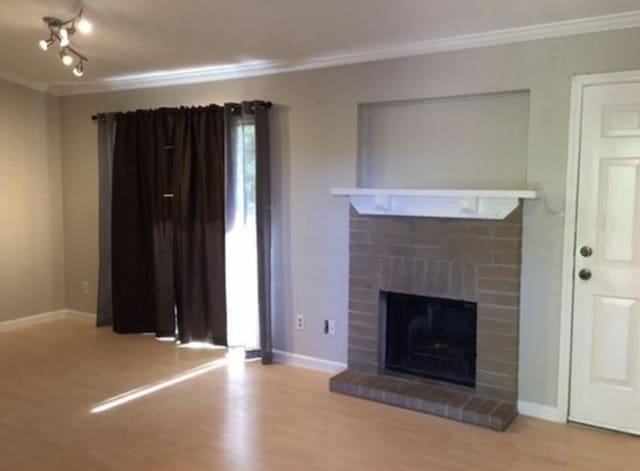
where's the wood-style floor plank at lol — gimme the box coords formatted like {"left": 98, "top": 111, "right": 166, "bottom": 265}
{"left": 0, "top": 318, "right": 638, "bottom": 470}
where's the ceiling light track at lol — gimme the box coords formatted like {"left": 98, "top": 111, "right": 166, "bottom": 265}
{"left": 39, "top": 7, "right": 92, "bottom": 77}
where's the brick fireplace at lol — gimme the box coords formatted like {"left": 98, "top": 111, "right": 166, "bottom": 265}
{"left": 330, "top": 206, "right": 522, "bottom": 430}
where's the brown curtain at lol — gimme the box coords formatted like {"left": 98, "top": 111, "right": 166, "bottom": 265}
{"left": 111, "top": 106, "right": 227, "bottom": 344}
{"left": 112, "top": 111, "right": 159, "bottom": 334}
{"left": 173, "top": 106, "right": 227, "bottom": 344}
{"left": 150, "top": 111, "right": 177, "bottom": 338}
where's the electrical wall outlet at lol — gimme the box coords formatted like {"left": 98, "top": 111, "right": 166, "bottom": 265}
{"left": 324, "top": 319, "right": 336, "bottom": 336}
{"left": 328, "top": 320, "right": 336, "bottom": 336}
{"left": 81, "top": 281, "right": 89, "bottom": 295}
{"left": 295, "top": 315, "right": 304, "bottom": 330}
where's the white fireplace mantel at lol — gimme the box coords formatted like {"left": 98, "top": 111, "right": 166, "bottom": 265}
{"left": 331, "top": 188, "right": 540, "bottom": 220}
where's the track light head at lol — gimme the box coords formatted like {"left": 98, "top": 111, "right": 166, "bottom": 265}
{"left": 59, "top": 29, "right": 70, "bottom": 47}
{"left": 60, "top": 49, "right": 74, "bottom": 66}
{"left": 77, "top": 17, "right": 92, "bottom": 34}
{"left": 38, "top": 38, "right": 54, "bottom": 51}
{"left": 73, "top": 61, "right": 85, "bottom": 77}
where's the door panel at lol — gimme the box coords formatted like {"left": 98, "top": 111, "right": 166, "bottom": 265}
{"left": 603, "top": 105, "right": 640, "bottom": 137}
{"left": 598, "top": 159, "right": 639, "bottom": 263}
{"left": 591, "top": 296, "right": 637, "bottom": 387}
{"left": 570, "top": 83, "right": 640, "bottom": 434}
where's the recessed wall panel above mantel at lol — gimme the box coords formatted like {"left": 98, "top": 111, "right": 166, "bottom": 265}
{"left": 357, "top": 91, "right": 530, "bottom": 189}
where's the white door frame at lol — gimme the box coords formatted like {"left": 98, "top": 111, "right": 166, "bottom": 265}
{"left": 557, "top": 69, "right": 640, "bottom": 422}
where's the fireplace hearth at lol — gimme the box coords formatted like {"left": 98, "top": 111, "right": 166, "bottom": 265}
{"left": 384, "top": 292, "right": 477, "bottom": 387}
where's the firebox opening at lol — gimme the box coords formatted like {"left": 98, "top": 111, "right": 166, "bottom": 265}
{"left": 383, "top": 292, "right": 477, "bottom": 387}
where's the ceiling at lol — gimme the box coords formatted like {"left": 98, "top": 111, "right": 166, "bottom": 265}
{"left": 1, "top": 0, "right": 640, "bottom": 92}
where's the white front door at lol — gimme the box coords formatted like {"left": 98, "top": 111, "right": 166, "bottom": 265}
{"left": 570, "top": 82, "right": 640, "bottom": 434}
{"left": 569, "top": 83, "right": 640, "bottom": 433}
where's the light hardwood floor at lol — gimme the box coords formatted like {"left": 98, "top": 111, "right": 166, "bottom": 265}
{"left": 1, "top": 318, "right": 638, "bottom": 470}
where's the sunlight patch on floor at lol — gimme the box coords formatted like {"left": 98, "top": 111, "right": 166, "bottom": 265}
{"left": 178, "top": 341, "right": 227, "bottom": 351}
{"left": 90, "top": 357, "right": 230, "bottom": 413}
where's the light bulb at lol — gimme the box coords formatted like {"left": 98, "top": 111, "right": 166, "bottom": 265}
{"left": 73, "top": 62, "right": 85, "bottom": 77}
{"left": 77, "top": 18, "right": 93, "bottom": 34}
{"left": 59, "top": 28, "right": 70, "bottom": 47}
{"left": 38, "top": 39, "right": 50, "bottom": 51}
{"left": 60, "top": 50, "right": 73, "bottom": 66}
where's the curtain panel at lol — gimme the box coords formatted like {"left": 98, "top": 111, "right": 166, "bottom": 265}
{"left": 96, "top": 115, "right": 117, "bottom": 327}
{"left": 173, "top": 107, "right": 227, "bottom": 344}
{"left": 111, "top": 111, "right": 162, "bottom": 334}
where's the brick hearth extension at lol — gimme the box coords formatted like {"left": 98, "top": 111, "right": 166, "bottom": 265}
{"left": 330, "top": 206, "right": 523, "bottom": 431}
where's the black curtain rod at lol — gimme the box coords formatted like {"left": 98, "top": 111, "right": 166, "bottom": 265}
{"left": 91, "top": 101, "right": 273, "bottom": 121}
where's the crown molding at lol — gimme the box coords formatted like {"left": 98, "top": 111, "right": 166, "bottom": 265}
{"left": 36, "top": 9, "right": 640, "bottom": 96}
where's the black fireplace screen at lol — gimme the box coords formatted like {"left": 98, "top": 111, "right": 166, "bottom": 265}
{"left": 384, "top": 292, "right": 477, "bottom": 387}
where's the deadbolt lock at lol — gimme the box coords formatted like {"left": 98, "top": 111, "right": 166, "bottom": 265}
{"left": 580, "top": 246, "right": 593, "bottom": 257}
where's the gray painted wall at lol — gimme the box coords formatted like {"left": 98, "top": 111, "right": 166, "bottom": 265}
{"left": 0, "top": 79, "right": 65, "bottom": 321}
{"left": 58, "top": 27, "right": 640, "bottom": 408}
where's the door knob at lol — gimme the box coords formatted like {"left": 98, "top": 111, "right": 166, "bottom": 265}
{"left": 580, "top": 246, "right": 593, "bottom": 257}
{"left": 578, "top": 268, "right": 592, "bottom": 281}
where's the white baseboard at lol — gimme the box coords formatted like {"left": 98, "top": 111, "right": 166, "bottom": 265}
{"left": 0, "top": 309, "right": 97, "bottom": 332}
{"left": 273, "top": 349, "right": 347, "bottom": 374}
{"left": 64, "top": 310, "right": 97, "bottom": 322}
{"left": 518, "top": 400, "right": 566, "bottom": 423}
{"left": 0, "top": 309, "right": 67, "bottom": 332}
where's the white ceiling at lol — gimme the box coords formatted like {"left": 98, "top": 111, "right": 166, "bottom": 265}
{"left": 1, "top": 0, "right": 640, "bottom": 93}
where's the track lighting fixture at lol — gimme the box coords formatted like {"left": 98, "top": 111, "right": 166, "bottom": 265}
{"left": 38, "top": 7, "right": 91, "bottom": 77}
